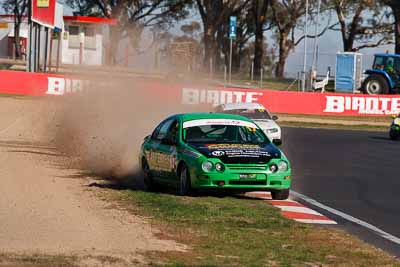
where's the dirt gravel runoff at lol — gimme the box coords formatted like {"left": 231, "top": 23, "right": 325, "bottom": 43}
{"left": 0, "top": 93, "right": 188, "bottom": 266}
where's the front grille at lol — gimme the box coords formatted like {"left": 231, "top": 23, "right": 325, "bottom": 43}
{"left": 226, "top": 164, "right": 267, "bottom": 171}
{"left": 229, "top": 180, "right": 267, "bottom": 185}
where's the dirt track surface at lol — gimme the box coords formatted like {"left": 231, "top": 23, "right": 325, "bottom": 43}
{"left": 0, "top": 97, "right": 181, "bottom": 265}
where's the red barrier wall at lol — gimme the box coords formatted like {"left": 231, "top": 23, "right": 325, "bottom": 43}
{"left": 0, "top": 70, "right": 81, "bottom": 96}
{"left": 180, "top": 87, "right": 400, "bottom": 116}
{"left": 1, "top": 70, "right": 400, "bottom": 116}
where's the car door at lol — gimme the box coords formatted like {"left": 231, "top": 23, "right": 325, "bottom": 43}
{"left": 154, "top": 119, "right": 180, "bottom": 185}
{"left": 145, "top": 118, "right": 175, "bottom": 180}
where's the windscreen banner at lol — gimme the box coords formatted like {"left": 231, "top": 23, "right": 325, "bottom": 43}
{"left": 0, "top": 70, "right": 399, "bottom": 116}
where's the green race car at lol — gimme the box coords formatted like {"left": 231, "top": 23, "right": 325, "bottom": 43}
{"left": 390, "top": 114, "right": 400, "bottom": 140}
{"left": 139, "top": 113, "right": 292, "bottom": 199}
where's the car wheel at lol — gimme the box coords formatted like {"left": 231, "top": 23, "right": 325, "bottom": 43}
{"left": 271, "top": 189, "right": 290, "bottom": 200}
{"left": 390, "top": 130, "right": 398, "bottom": 140}
{"left": 143, "top": 160, "right": 156, "bottom": 191}
{"left": 362, "top": 75, "right": 389, "bottom": 95}
{"left": 179, "top": 165, "right": 192, "bottom": 196}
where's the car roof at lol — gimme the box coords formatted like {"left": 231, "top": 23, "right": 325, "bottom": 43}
{"left": 375, "top": 53, "right": 400, "bottom": 58}
{"left": 218, "top": 102, "right": 266, "bottom": 111}
{"left": 178, "top": 112, "right": 254, "bottom": 123}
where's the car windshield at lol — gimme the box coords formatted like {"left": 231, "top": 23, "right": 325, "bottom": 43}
{"left": 223, "top": 108, "right": 272, "bottom": 120}
{"left": 183, "top": 123, "right": 269, "bottom": 145}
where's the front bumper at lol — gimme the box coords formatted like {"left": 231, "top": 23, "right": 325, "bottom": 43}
{"left": 191, "top": 166, "right": 291, "bottom": 190}
{"left": 391, "top": 124, "right": 400, "bottom": 132}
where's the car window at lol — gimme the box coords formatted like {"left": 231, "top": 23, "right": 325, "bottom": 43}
{"left": 166, "top": 120, "right": 179, "bottom": 143}
{"left": 151, "top": 119, "right": 175, "bottom": 141}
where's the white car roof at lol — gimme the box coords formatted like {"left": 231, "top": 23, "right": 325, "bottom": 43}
{"left": 219, "top": 102, "right": 267, "bottom": 111}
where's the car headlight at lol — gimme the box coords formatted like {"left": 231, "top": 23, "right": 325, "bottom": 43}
{"left": 202, "top": 161, "right": 213, "bottom": 172}
{"left": 266, "top": 128, "right": 279, "bottom": 133}
{"left": 278, "top": 161, "right": 288, "bottom": 172}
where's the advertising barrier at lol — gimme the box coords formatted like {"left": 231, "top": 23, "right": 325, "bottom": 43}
{"left": 1, "top": 70, "right": 400, "bottom": 116}
{"left": 181, "top": 87, "right": 400, "bottom": 116}
{"left": 0, "top": 70, "right": 81, "bottom": 96}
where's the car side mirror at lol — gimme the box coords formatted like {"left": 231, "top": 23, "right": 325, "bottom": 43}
{"left": 272, "top": 139, "right": 282, "bottom": 146}
{"left": 272, "top": 115, "right": 278, "bottom": 121}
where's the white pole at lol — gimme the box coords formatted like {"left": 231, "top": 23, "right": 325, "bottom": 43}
{"left": 312, "top": 0, "right": 321, "bottom": 73}
{"left": 302, "top": 0, "right": 309, "bottom": 92}
{"left": 209, "top": 57, "right": 213, "bottom": 80}
{"left": 224, "top": 65, "right": 227, "bottom": 88}
{"left": 251, "top": 61, "right": 254, "bottom": 81}
{"left": 229, "top": 38, "right": 233, "bottom": 84}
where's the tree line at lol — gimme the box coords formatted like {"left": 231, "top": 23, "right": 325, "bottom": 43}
{"left": 3, "top": 0, "right": 400, "bottom": 78}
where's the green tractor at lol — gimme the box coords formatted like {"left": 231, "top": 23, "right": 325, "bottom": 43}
{"left": 362, "top": 54, "right": 400, "bottom": 95}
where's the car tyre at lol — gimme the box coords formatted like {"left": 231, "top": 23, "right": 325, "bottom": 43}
{"left": 179, "top": 165, "right": 192, "bottom": 196}
{"left": 390, "top": 130, "right": 398, "bottom": 140}
{"left": 362, "top": 75, "right": 389, "bottom": 95}
{"left": 143, "top": 160, "right": 156, "bottom": 191}
{"left": 271, "top": 189, "right": 290, "bottom": 200}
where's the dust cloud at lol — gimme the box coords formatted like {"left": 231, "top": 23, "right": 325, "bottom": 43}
{"left": 54, "top": 75, "right": 210, "bottom": 179}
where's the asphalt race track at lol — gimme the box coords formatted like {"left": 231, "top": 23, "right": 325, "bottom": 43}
{"left": 281, "top": 126, "right": 400, "bottom": 256}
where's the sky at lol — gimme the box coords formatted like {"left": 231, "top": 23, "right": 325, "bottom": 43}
{"left": 285, "top": 24, "right": 393, "bottom": 79}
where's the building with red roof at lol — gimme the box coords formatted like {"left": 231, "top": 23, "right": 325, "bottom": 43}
{"left": 0, "top": 13, "right": 117, "bottom": 68}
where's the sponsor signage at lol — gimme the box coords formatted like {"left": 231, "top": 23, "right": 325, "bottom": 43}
{"left": 323, "top": 95, "right": 400, "bottom": 115}
{"left": 0, "top": 71, "right": 82, "bottom": 96}
{"left": 181, "top": 87, "right": 400, "bottom": 116}
{"left": 0, "top": 70, "right": 399, "bottom": 117}
{"left": 37, "top": 0, "right": 50, "bottom": 8}
{"left": 205, "top": 144, "right": 272, "bottom": 159}
{"left": 31, "top": 0, "right": 56, "bottom": 28}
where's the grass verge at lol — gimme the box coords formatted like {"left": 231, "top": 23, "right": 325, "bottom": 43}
{"left": 102, "top": 186, "right": 400, "bottom": 267}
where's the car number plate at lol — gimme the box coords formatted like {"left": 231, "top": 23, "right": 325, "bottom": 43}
{"left": 239, "top": 174, "right": 257, "bottom": 179}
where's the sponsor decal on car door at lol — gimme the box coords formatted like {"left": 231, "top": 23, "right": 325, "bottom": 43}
{"left": 155, "top": 120, "right": 179, "bottom": 183}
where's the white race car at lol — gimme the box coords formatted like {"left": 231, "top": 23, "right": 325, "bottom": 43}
{"left": 215, "top": 102, "right": 282, "bottom": 143}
